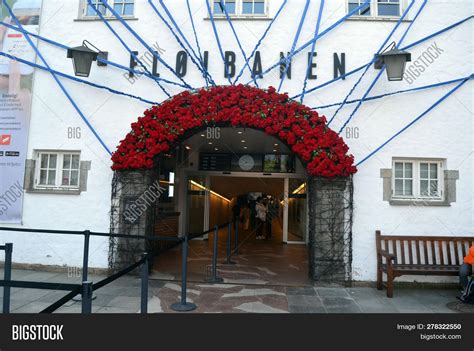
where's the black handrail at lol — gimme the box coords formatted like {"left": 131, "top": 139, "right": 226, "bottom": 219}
{"left": 40, "top": 286, "right": 83, "bottom": 314}
{"left": 0, "top": 280, "right": 80, "bottom": 291}
{"left": 0, "top": 219, "right": 236, "bottom": 314}
{"left": 0, "top": 226, "right": 182, "bottom": 242}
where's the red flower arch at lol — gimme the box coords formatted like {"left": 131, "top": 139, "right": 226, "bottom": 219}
{"left": 112, "top": 85, "right": 357, "bottom": 177}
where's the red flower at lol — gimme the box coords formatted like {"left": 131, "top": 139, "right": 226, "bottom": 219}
{"left": 111, "top": 85, "right": 357, "bottom": 177}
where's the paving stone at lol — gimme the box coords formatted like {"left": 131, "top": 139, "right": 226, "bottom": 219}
{"left": 286, "top": 287, "right": 317, "bottom": 296}
{"left": 316, "top": 288, "right": 350, "bottom": 297}
{"left": 287, "top": 295, "right": 323, "bottom": 307}
{"left": 12, "top": 301, "right": 53, "bottom": 313}
{"left": 37, "top": 291, "right": 74, "bottom": 303}
{"left": 88, "top": 293, "right": 117, "bottom": 307}
{"left": 359, "top": 306, "right": 400, "bottom": 313}
{"left": 320, "top": 296, "right": 357, "bottom": 308}
{"left": 8, "top": 288, "right": 52, "bottom": 301}
{"left": 55, "top": 304, "right": 102, "bottom": 313}
{"left": 2, "top": 269, "right": 463, "bottom": 314}
{"left": 96, "top": 306, "right": 138, "bottom": 313}
{"left": 353, "top": 297, "right": 395, "bottom": 310}
{"left": 107, "top": 295, "right": 140, "bottom": 309}
{"left": 288, "top": 305, "right": 326, "bottom": 313}
{"left": 326, "top": 305, "right": 362, "bottom": 313}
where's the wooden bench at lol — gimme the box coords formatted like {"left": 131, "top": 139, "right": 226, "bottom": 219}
{"left": 376, "top": 230, "right": 474, "bottom": 297}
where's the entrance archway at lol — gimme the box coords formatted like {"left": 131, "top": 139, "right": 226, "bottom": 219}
{"left": 109, "top": 85, "right": 356, "bottom": 284}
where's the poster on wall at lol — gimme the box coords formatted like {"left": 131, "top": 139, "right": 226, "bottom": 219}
{"left": 0, "top": 0, "right": 42, "bottom": 223}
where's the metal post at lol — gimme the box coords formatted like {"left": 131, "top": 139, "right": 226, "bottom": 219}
{"left": 206, "top": 225, "right": 224, "bottom": 283}
{"left": 82, "top": 230, "right": 90, "bottom": 282}
{"left": 171, "top": 235, "right": 197, "bottom": 311}
{"left": 74, "top": 231, "right": 95, "bottom": 302}
{"left": 224, "top": 222, "right": 236, "bottom": 265}
{"left": 3, "top": 243, "right": 12, "bottom": 314}
{"left": 140, "top": 253, "right": 149, "bottom": 314}
{"left": 81, "top": 281, "right": 93, "bottom": 314}
{"left": 234, "top": 219, "right": 239, "bottom": 255}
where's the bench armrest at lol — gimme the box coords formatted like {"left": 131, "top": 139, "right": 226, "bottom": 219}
{"left": 379, "top": 250, "right": 395, "bottom": 262}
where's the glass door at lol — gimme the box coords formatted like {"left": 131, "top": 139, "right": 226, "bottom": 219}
{"left": 286, "top": 178, "right": 307, "bottom": 243}
{"left": 186, "top": 175, "right": 208, "bottom": 236}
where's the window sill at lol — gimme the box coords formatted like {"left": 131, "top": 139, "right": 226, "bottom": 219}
{"left": 204, "top": 16, "right": 273, "bottom": 21}
{"left": 346, "top": 16, "right": 412, "bottom": 23}
{"left": 27, "top": 188, "right": 81, "bottom": 195}
{"left": 389, "top": 199, "right": 450, "bottom": 207}
{"left": 74, "top": 16, "right": 138, "bottom": 22}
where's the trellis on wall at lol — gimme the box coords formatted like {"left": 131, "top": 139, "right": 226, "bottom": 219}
{"left": 308, "top": 176, "right": 354, "bottom": 283}
{"left": 109, "top": 169, "right": 158, "bottom": 272}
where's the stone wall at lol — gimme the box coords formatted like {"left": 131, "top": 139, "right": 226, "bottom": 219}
{"left": 109, "top": 170, "right": 158, "bottom": 272}
{"left": 307, "top": 176, "right": 353, "bottom": 284}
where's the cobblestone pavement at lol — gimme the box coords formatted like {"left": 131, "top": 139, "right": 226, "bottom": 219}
{"left": 0, "top": 269, "right": 466, "bottom": 314}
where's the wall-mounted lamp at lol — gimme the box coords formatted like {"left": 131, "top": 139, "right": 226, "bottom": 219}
{"left": 374, "top": 42, "right": 411, "bottom": 81}
{"left": 67, "top": 40, "right": 107, "bottom": 77}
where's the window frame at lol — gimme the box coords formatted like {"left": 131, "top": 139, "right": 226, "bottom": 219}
{"left": 391, "top": 159, "right": 444, "bottom": 202}
{"left": 210, "top": 0, "right": 269, "bottom": 18}
{"left": 80, "top": 0, "right": 136, "bottom": 19}
{"left": 34, "top": 151, "right": 81, "bottom": 190}
{"left": 347, "top": 0, "right": 404, "bottom": 19}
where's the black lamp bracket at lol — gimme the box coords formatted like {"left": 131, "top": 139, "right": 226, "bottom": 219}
{"left": 374, "top": 41, "right": 397, "bottom": 69}
{"left": 83, "top": 40, "right": 108, "bottom": 67}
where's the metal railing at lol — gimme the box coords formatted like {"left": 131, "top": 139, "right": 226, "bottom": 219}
{"left": 0, "top": 220, "right": 238, "bottom": 314}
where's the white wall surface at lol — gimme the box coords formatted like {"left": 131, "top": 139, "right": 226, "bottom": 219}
{"left": 0, "top": 0, "right": 472, "bottom": 280}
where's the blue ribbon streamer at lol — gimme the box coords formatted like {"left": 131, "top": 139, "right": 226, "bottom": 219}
{"left": 300, "top": 0, "right": 325, "bottom": 103}
{"left": 205, "top": 0, "right": 233, "bottom": 84}
{"left": 0, "top": 20, "right": 187, "bottom": 89}
{"left": 329, "top": 0, "right": 417, "bottom": 128}
{"left": 93, "top": 0, "right": 193, "bottom": 91}
{"left": 247, "top": 0, "right": 371, "bottom": 85}
{"left": 233, "top": 0, "right": 288, "bottom": 85}
{"left": 218, "top": 0, "right": 257, "bottom": 86}
{"left": 356, "top": 76, "right": 472, "bottom": 166}
{"left": 186, "top": 0, "right": 210, "bottom": 86}
{"left": 88, "top": 0, "right": 172, "bottom": 97}
{"left": 3, "top": 2, "right": 112, "bottom": 155}
{"left": 311, "top": 76, "right": 472, "bottom": 109}
{"left": 336, "top": 0, "right": 428, "bottom": 133}
{"left": 0, "top": 51, "right": 160, "bottom": 106}
{"left": 277, "top": 0, "right": 310, "bottom": 92}
{"left": 151, "top": 0, "right": 215, "bottom": 86}
{"left": 292, "top": 15, "right": 473, "bottom": 100}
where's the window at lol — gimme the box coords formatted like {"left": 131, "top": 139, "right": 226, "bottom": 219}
{"left": 392, "top": 159, "right": 443, "bottom": 200}
{"left": 113, "top": 0, "right": 135, "bottom": 16}
{"left": 242, "top": 0, "right": 265, "bottom": 15}
{"left": 377, "top": 0, "right": 400, "bottom": 16}
{"left": 212, "top": 0, "right": 267, "bottom": 17}
{"left": 82, "top": 0, "right": 135, "bottom": 18}
{"left": 393, "top": 161, "right": 412, "bottom": 197}
{"left": 348, "top": 0, "right": 371, "bottom": 16}
{"left": 348, "top": 0, "right": 402, "bottom": 18}
{"left": 35, "top": 152, "right": 81, "bottom": 189}
{"left": 213, "top": 0, "right": 236, "bottom": 15}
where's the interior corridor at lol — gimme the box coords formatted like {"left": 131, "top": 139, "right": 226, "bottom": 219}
{"left": 152, "top": 176, "right": 310, "bottom": 286}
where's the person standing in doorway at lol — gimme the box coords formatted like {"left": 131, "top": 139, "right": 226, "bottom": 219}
{"left": 255, "top": 197, "right": 267, "bottom": 240}
{"left": 242, "top": 203, "right": 250, "bottom": 230}
{"left": 266, "top": 198, "right": 277, "bottom": 239}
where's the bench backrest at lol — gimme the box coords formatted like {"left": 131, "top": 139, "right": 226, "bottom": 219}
{"left": 376, "top": 230, "right": 474, "bottom": 266}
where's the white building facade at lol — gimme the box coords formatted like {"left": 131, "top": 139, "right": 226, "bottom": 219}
{"left": 0, "top": 0, "right": 472, "bottom": 282}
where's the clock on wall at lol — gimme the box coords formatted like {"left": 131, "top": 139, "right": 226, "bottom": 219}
{"left": 238, "top": 154, "right": 255, "bottom": 171}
